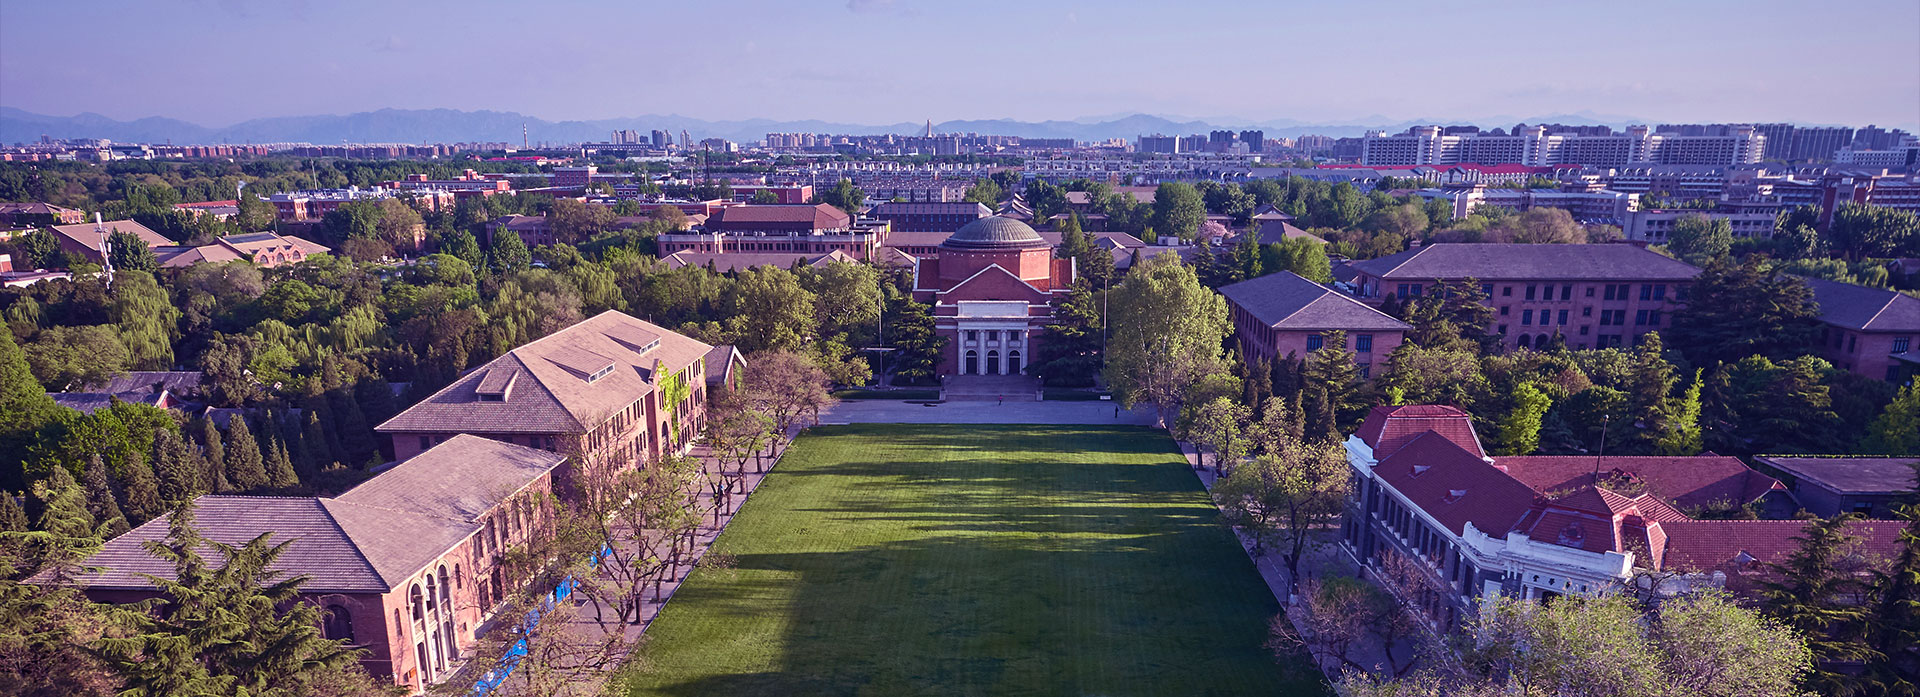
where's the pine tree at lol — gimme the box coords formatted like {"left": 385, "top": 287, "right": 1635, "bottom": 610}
{"left": 301, "top": 409, "right": 337, "bottom": 473}
{"left": 1302, "top": 330, "right": 1364, "bottom": 432}
{"left": 265, "top": 440, "right": 300, "bottom": 491}
{"left": 1860, "top": 383, "right": 1920, "bottom": 456}
{"left": 119, "top": 448, "right": 164, "bottom": 526}
{"left": 195, "top": 418, "right": 225, "bottom": 481}
{"left": 1656, "top": 369, "right": 1706, "bottom": 456}
{"left": 1760, "top": 514, "right": 1879, "bottom": 696}
{"left": 1868, "top": 504, "right": 1920, "bottom": 691}
{"left": 82, "top": 453, "right": 129, "bottom": 537}
{"left": 223, "top": 417, "right": 268, "bottom": 492}
{"left": 1495, "top": 382, "right": 1551, "bottom": 456}
{"left": 352, "top": 377, "right": 399, "bottom": 432}
{"left": 27, "top": 465, "right": 100, "bottom": 582}
{"left": 205, "top": 447, "right": 233, "bottom": 494}
{"left": 91, "top": 504, "right": 363, "bottom": 694}
{"left": 328, "top": 387, "right": 376, "bottom": 465}
{"left": 0, "top": 330, "right": 60, "bottom": 492}
{"left": 152, "top": 429, "right": 203, "bottom": 506}
{"left": 302, "top": 393, "right": 345, "bottom": 466}
{"left": 0, "top": 490, "right": 27, "bottom": 566}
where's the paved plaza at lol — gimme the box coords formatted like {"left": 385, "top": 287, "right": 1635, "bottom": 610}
{"left": 820, "top": 398, "right": 1158, "bottom": 425}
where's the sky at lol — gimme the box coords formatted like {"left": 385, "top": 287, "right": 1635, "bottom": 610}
{"left": 2, "top": 0, "right": 1917, "bottom": 129}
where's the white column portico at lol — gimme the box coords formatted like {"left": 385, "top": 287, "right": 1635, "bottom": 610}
{"left": 952, "top": 300, "right": 1031, "bottom": 376}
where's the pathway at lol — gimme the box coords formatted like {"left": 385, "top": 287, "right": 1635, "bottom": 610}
{"left": 821, "top": 398, "right": 1159, "bottom": 425}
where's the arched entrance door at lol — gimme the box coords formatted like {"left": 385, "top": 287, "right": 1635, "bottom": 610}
{"left": 964, "top": 350, "right": 978, "bottom": 375}
{"left": 987, "top": 350, "right": 1001, "bottom": 375}
{"left": 1009, "top": 350, "right": 1022, "bottom": 374}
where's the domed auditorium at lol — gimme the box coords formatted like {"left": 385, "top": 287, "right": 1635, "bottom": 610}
{"left": 910, "top": 216, "right": 1076, "bottom": 377}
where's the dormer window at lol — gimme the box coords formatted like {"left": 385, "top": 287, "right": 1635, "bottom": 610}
{"left": 476, "top": 367, "right": 517, "bottom": 402}
{"left": 588, "top": 364, "right": 615, "bottom": 383}
{"left": 1410, "top": 464, "right": 1430, "bottom": 477}
{"left": 479, "top": 393, "right": 505, "bottom": 402}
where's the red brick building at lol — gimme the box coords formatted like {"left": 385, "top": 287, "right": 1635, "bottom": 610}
{"left": 1346, "top": 243, "right": 1699, "bottom": 350}
{"left": 656, "top": 203, "right": 878, "bottom": 260}
{"left": 910, "top": 216, "right": 1075, "bottom": 376}
{"left": 1220, "top": 271, "right": 1412, "bottom": 377}
{"left": 46, "top": 219, "right": 173, "bottom": 264}
{"left": 375, "top": 311, "right": 713, "bottom": 489}
{"left": 1804, "top": 277, "right": 1920, "bottom": 382}
{"left": 59, "top": 436, "right": 566, "bottom": 694}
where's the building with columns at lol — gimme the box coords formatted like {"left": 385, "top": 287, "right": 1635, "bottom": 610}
{"left": 910, "top": 216, "right": 1075, "bottom": 377}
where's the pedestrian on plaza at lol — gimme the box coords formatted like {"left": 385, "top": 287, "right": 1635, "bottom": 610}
{"left": 997, "top": 395, "right": 1004, "bottom": 406}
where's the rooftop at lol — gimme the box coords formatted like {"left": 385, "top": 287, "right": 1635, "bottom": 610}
{"left": 1802, "top": 277, "right": 1920, "bottom": 332}
{"left": 1219, "top": 271, "right": 1412, "bottom": 332}
{"left": 1348, "top": 243, "right": 1701, "bottom": 281}
{"left": 1497, "top": 455, "right": 1786, "bottom": 512}
{"left": 1755, "top": 455, "right": 1920, "bottom": 495}
{"left": 942, "top": 216, "right": 1047, "bottom": 250}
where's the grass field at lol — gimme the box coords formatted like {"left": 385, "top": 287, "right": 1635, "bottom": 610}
{"left": 616, "top": 424, "right": 1327, "bottom": 697}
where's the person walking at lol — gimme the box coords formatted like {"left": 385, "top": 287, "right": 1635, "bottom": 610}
{"left": 997, "top": 395, "right": 1004, "bottom": 407}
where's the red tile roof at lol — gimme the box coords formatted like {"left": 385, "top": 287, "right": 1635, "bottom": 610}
{"left": 1375, "top": 432, "right": 1537, "bottom": 537}
{"left": 707, "top": 203, "right": 850, "bottom": 229}
{"left": 1659, "top": 519, "right": 1908, "bottom": 573}
{"left": 1355, "top": 405, "right": 1485, "bottom": 459}
{"left": 1496, "top": 455, "right": 1786, "bottom": 512}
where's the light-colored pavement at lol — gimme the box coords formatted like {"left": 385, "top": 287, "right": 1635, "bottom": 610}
{"left": 820, "top": 398, "right": 1159, "bottom": 425}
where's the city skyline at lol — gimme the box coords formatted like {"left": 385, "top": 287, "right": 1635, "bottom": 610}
{"left": 2, "top": 0, "right": 1916, "bottom": 131}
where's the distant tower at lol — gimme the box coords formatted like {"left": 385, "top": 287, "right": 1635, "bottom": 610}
{"left": 681, "top": 129, "right": 691, "bottom": 153}
{"left": 926, "top": 119, "right": 934, "bottom": 137}
{"left": 522, "top": 122, "right": 529, "bottom": 150}
{"left": 95, "top": 213, "right": 113, "bottom": 290}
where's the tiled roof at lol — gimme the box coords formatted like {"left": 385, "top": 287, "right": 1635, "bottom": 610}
{"left": 1220, "top": 271, "right": 1412, "bottom": 332}
{"left": 1802, "top": 277, "right": 1920, "bottom": 332}
{"left": 86, "top": 371, "right": 202, "bottom": 395}
{"left": 48, "top": 219, "right": 172, "bottom": 251}
{"left": 883, "top": 231, "right": 953, "bottom": 248}
{"left": 1348, "top": 243, "right": 1701, "bottom": 281}
{"left": 377, "top": 311, "right": 712, "bottom": 435}
{"left": 870, "top": 201, "right": 992, "bottom": 217}
{"left": 702, "top": 345, "right": 745, "bottom": 387}
{"left": 57, "top": 436, "right": 564, "bottom": 593}
{"left": 1659, "top": 519, "right": 1908, "bottom": 573}
{"left": 154, "top": 244, "right": 246, "bottom": 268}
{"left": 708, "top": 203, "right": 850, "bottom": 229}
{"left": 1375, "top": 432, "right": 1538, "bottom": 537}
{"left": 1497, "top": 455, "right": 1786, "bottom": 511}
{"left": 1756, "top": 456, "right": 1920, "bottom": 495}
{"left": 50, "top": 391, "right": 170, "bottom": 414}
{"left": 1355, "top": 405, "right": 1485, "bottom": 459}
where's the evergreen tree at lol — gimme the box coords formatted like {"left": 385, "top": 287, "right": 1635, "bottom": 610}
{"left": 1656, "top": 369, "right": 1706, "bottom": 456}
{"left": 152, "top": 429, "right": 203, "bottom": 506}
{"left": 351, "top": 377, "right": 399, "bottom": 432}
{"left": 885, "top": 295, "right": 946, "bottom": 386}
{"left": 119, "top": 449, "right": 164, "bottom": 527}
{"left": 489, "top": 229, "right": 532, "bottom": 274}
{"left": 223, "top": 418, "right": 268, "bottom": 492}
{"left": 265, "top": 440, "right": 300, "bottom": 491}
{"left": 328, "top": 387, "right": 376, "bottom": 465}
{"left": 195, "top": 418, "right": 225, "bottom": 482}
{"left": 1860, "top": 382, "right": 1920, "bottom": 456}
{"left": 108, "top": 270, "right": 181, "bottom": 371}
{"left": 82, "top": 453, "right": 128, "bottom": 537}
{"left": 301, "top": 393, "right": 345, "bottom": 467}
{"left": 1495, "top": 382, "right": 1551, "bottom": 455}
{"left": 1620, "top": 332, "right": 1680, "bottom": 453}
{"left": 92, "top": 505, "right": 363, "bottom": 694}
{"left": 0, "top": 330, "right": 61, "bottom": 491}
{"left": 0, "top": 492, "right": 25, "bottom": 534}
{"left": 1301, "top": 330, "right": 1364, "bottom": 433}
{"left": 0, "top": 490, "right": 26, "bottom": 566}
{"left": 1868, "top": 504, "right": 1920, "bottom": 690}
{"left": 1029, "top": 281, "right": 1104, "bottom": 387}
{"left": 1668, "top": 257, "right": 1822, "bottom": 368}
{"left": 26, "top": 465, "right": 100, "bottom": 582}
{"left": 1759, "top": 514, "right": 1878, "bottom": 696}
{"left": 300, "top": 410, "right": 335, "bottom": 474}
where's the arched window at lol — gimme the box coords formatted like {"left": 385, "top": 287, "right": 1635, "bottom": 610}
{"left": 410, "top": 584, "right": 425, "bottom": 623}
{"left": 1516, "top": 335, "right": 1532, "bottom": 349}
{"left": 324, "top": 604, "right": 355, "bottom": 643}
{"left": 986, "top": 350, "right": 1001, "bottom": 375}
{"left": 1009, "top": 350, "right": 1021, "bottom": 374}
{"left": 438, "top": 566, "right": 452, "bottom": 615}
{"left": 963, "top": 350, "right": 978, "bottom": 375}
{"left": 424, "top": 576, "right": 438, "bottom": 616}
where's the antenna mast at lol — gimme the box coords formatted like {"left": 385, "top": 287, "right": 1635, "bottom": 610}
{"left": 96, "top": 212, "right": 114, "bottom": 290}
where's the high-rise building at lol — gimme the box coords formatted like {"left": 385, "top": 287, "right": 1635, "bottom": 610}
{"left": 1854, "top": 125, "right": 1913, "bottom": 151}
{"left": 1137, "top": 134, "right": 1180, "bottom": 154}
{"left": 651, "top": 130, "right": 671, "bottom": 148}
{"left": 1754, "top": 123, "right": 1795, "bottom": 160}
{"left": 1209, "top": 130, "right": 1237, "bottom": 152}
{"left": 1362, "top": 125, "right": 1764, "bottom": 167}
{"left": 1240, "top": 130, "right": 1265, "bottom": 152}
{"left": 1790, "top": 127, "right": 1854, "bottom": 161}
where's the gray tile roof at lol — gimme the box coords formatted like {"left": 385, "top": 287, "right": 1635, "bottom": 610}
{"left": 86, "top": 371, "right": 203, "bottom": 395}
{"left": 1219, "top": 271, "right": 1413, "bottom": 331}
{"left": 377, "top": 311, "right": 712, "bottom": 435}
{"left": 1757, "top": 456, "right": 1920, "bottom": 495}
{"left": 59, "top": 435, "right": 564, "bottom": 593}
{"left": 1802, "top": 277, "right": 1920, "bottom": 332}
{"left": 1349, "top": 243, "right": 1701, "bottom": 281}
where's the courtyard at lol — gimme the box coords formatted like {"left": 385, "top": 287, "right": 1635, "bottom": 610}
{"left": 614, "top": 424, "right": 1325, "bottom": 697}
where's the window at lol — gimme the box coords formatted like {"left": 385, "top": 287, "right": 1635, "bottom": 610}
{"left": 1580, "top": 326, "right": 1590, "bottom": 336}
{"left": 1586, "top": 287, "right": 1596, "bottom": 297}
{"left": 1640, "top": 284, "right": 1653, "bottom": 301}
{"left": 1635, "top": 310, "right": 1650, "bottom": 325}
{"left": 965, "top": 330, "right": 978, "bottom": 342}
{"left": 1583, "top": 306, "right": 1593, "bottom": 317}
{"left": 324, "top": 604, "right": 355, "bottom": 643}
{"left": 1561, "top": 285, "right": 1573, "bottom": 301}
{"left": 987, "top": 330, "right": 1000, "bottom": 341}
{"left": 1849, "top": 335, "right": 1858, "bottom": 352}
{"left": 1558, "top": 310, "right": 1569, "bottom": 325}
{"left": 1358, "top": 364, "right": 1371, "bottom": 379}
{"left": 419, "top": 436, "right": 430, "bottom": 451}
{"left": 1647, "top": 310, "right": 1661, "bottom": 325}
{"left": 1502, "top": 286, "right": 1512, "bottom": 297}
{"left": 1481, "top": 283, "right": 1494, "bottom": 297}
{"left": 1521, "top": 309, "right": 1533, "bottom": 325}
{"left": 1525, "top": 285, "right": 1537, "bottom": 300}
{"left": 1651, "top": 284, "right": 1666, "bottom": 300}
{"left": 1356, "top": 334, "right": 1373, "bottom": 353}
{"left": 1895, "top": 337, "right": 1911, "bottom": 354}
{"left": 1500, "top": 306, "right": 1509, "bottom": 316}
{"left": 1307, "top": 334, "right": 1324, "bottom": 351}
{"left": 1604, "top": 285, "right": 1616, "bottom": 301}
{"left": 1498, "top": 324, "right": 1507, "bottom": 335}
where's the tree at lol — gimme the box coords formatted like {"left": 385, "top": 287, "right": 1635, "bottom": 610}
{"left": 1103, "top": 254, "right": 1230, "bottom": 427}
{"left": 151, "top": 429, "right": 203, "bottom": 506}
{"left": 197, "top": 333, "right": 260, "bottom": 407}
{"left": 1495, "top": 382, "right": 1551, "bottom": 455}
{"left": 1302, "top": 331, "right": 1365, "bottom": 437}
{"left": 1488, "top": 207, "right": 1584, "bottom": 244}
{"left": 1704, "top": 355, "right": 1842, "bottom": 455}
{"left": 80, "top": 454, "right": 128, "bottom": 538}
{"left": 1666, "top": 214, "right": 1733, "bottom": 266}
{"left": 22, "top": 325, "right": 130, "bottom": 391}
{"left": 1830, "top": 203, "right": 1920, "bottom": 260}
{"left": 1150, "top": 182, "right": 1206, "bottom": 242}
{"left": 1269, "top": 575, "right": 1422, "bottom": 679}
{"left": 885, "top": 295, "right": 944, "bottom": 386}
{"left": 704, "top": 387, "right": 775, "bottom": 477}
{"left": 222, "top": 418, "right": 268, "bottom": 492}
{"left": 489, "top": 229, "right": 532, "bottom": 274}
{"left": 1355, "top": 592, "right": 1809, "bottom": 697}
{"left": 811, "top": 178, "right": 866, "bottom": 215}
{"left": 962, "top": 177, "right": 1003, "bottom": 205}
{"left": 723, "top": 266, "right": 817, "bottom": 353}
{"left": 234, "top": 191, "right": 275, "bottom": 231}
{"left": 106, "top": 230, "right": 157, "bottom": 273}
{"left": 1860, "top": 382, "right": 1920, "bottom": 455}
{"left": 118, "top": 450, "right": 164, "bottom": 527}
{"left": 439, "top": 227, "right": 483, "bottom": 268}
{"left": 1260, "top": 239, "right": 1331, "bottom": 283}
{"left": 741, "top": 350, "right": 834, "bottom": 437}
{"left": 110, "top": 270, "right": 180, "bottom": 371}
{"left": 1213, "top": 436, "right": 1349, "bottom": 597}
{"left": 1759, "top": 514, "right": 1878, "bottom": 696}
{"left": 1655, "top": 369, "right": 1706, "bottom": 456}
{"left": 1029, "top": 281, "right": 1103, "bottom": 387}
{"left": 802, "top": 261, "right": 881, "bottom": 344}
{"left": 91, "top": 505, "right": 366, "bottom": 695}
{"left": 1187, "top": 396, "right": 1251, "bottom": 474}
{"left": 28, "top": 464, "right": 99, "bottom": 576}
{"left": 1668, "top": 257, "right": 1822, "bottom": 368}
{"left": 1868, "top": 505, "right": 1920, "bottom": 690}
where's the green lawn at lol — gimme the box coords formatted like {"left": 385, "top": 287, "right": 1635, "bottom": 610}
{"left": 615, "top": 424, "right": 1326, "bottom": 697}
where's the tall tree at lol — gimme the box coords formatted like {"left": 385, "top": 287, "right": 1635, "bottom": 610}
{"left": 1213, "top": 436, "right": 1350, "bottom": 597}
{"left": 151, "top": 429, "right": 203, "bottom": 506}
{"left": 1103, "top": 254, "right": 1230, "bottom": 427}
{"left": 489, "top": 229, "right": 532, "bottom": 274}
{"left": 109, "top": 270, "right": 180, "bottom": 371}
{"left": 885, "top": 295, "right": 944, "bottom": 386}
{"left": 1830, "top": 203, "right": 1920, "bottom": 260}
{"left": 1704, "top": 355, "right": 1842, "bottom": 455}
{"left": 1302, "top": 331, "right": 1365, "bottom": 435}
{"left": 1759, "top": 515, "right": 1879, "bottom": 696}
{"left": 118, "top": 449, "right": 164, "bottom": 527}
{"left": 723, "top": 266, "right": 817, "bottom": 354}
{"left": 1029, "top": 281, "right": 1103, "bottom": 387}
{"left": 1655, "top": 369, "right": 1706, "bottom": 456}
{"left": 811, "top": 178, "right": 866, "bottom": 215}
{"left": 1860, "top": 382, "right": 1920, "bottom": 456}
{"left": 222, "top": 418, "right": 268, "bottom": 492}
{"left": 1495, "top": 382, "right": 1551, "bottom": 455}
{"left": 1868, "top": 504, "right": 1920, "bottom": 691}
{"left": 1187, "top": 396, "right": 1252, "bottom": 474}
{"left": 1150, "top": 182, "right": 1206, "bottom": 242}
{"left": 1, "top": 330, "right": 59, "bottom": 490}
{"left": 81, "top": 454, "right": 128, "bottom": 537}
{"left": 1668, "top": 257, "right": 1822, "bottom": 368}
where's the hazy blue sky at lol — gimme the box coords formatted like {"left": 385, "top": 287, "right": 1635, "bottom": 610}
{"left": 3, "top": 0, "right": 1916, "bottom": 128}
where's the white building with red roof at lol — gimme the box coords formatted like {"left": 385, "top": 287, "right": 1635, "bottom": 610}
{"left": 1341, "top": 404, "right": 1899, "bottom": 629}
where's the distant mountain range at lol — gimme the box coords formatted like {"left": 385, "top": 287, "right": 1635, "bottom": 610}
{"left": 0, "top": 106, "right": 1654, "bottom": 147}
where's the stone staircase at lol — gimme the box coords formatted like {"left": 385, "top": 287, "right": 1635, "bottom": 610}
{"left": 942, "top": 374, "right": 1041, "bottom": 402}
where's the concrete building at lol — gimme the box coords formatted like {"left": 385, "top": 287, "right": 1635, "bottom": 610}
{"left": 55, "top": 436, "right": 568, "bottom": 693}
{"left": 868, "top": 201, "right": 993, "bottom": 232}
{"left": 1340, "top": 405, "right": 1890, "bottom": 630}
{"left": 376, "top": 311, "right": 713, "bottom": 483}
{"left": 656, "top": 204, "right": 878, "bottom": 260}
{"left": 550, "top": 166, "right": 597, "bottom": 189}
{"left": 1219, "top": 271, "right": 1411, "bottom": 378}
{"left": 1346, "top": 244, "right": 1699, "bottom": 350}
{"left": 1363, "top": 126, "right": 1765, "bottom": 168}
{"left": 1804, "top": 277, "right": 1920, "bottom": 382}
{"left": 269, "top": 188, "right": 408, "bottom": 223}
{"left": 1754, "top": 456, "right": 1920, "bottom": 517}
{"left": 154, "top": 231, "right": 331, "bottom": 269}
{"left": 1622, "top": 209, "right": 1778, "bottom": 242}
{"left": 382, "top": 170, "right": 513, "bottom": 199}
{"left": 910, "top": 217, "right": 1076, "bottom": 377}
{"left": 0, "top": 201, "right": 85, "bottom": 226}
{"left": 46, "top": 219, "right": 172, "bottom": 264}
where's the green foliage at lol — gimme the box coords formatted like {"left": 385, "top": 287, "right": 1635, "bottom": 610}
{"left": 222, "top": 418, "right": 268, "bottom": 492}
{"left": 106, "top": 231, "right": 157, "bottom": 273}
{"left": 1150, "top": 182, "right": 1206, "bottom": 242}
{"left": 1667, "top": 257, "right": 1821, "bottom": 368}
{"left": 21, "top": 325, "right": 129, "bottom": 392}
{"left": 1860, "top": 383, "right": 1920, "bottom": 455}
{"left": 1759, "top": 515, "right": 1879, "bottom": 696}
{"left": 1655, "top": 369, "right": 1705, "bottom": 456}
{"left": 108, "top": 270, "right": 180, "bottom": 371}
{"left": 1495, "top": 382, "right": 1551, "bottom": 455}
{"left": 810, "top": 178, "right": 866, "bottom": 215}
{"left": 1704, "top": 355, "right": 1841, "bottom": 455}
{"left": 962, "top": 177, "right": 1003, "bottom": 205}
{"left": 1830, "top": 202, "right": 1920, "bottom": 260}
{"left": 723, "top": 266, "right": 816, "bottom": 353}
{"left": 1030, "top": 281, "right": 1103, "bottom": 387}
{"left": 488, "top": 229, "right": 532, "bottom": 274}
{"left": 1258, "top": 238, "right": 1332, "bottom": 283}
{"left": 1303, "top": 331, "right": 1364, "bottom": 437}
{"left": 1665, "top": 213, "right": 1733, "bottom": 266}
{"left": 885, "top": 294, "right": 944, "bottom": 386}
{"left": 1103, "top": 254, "right": 1230, "bottom": 426}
